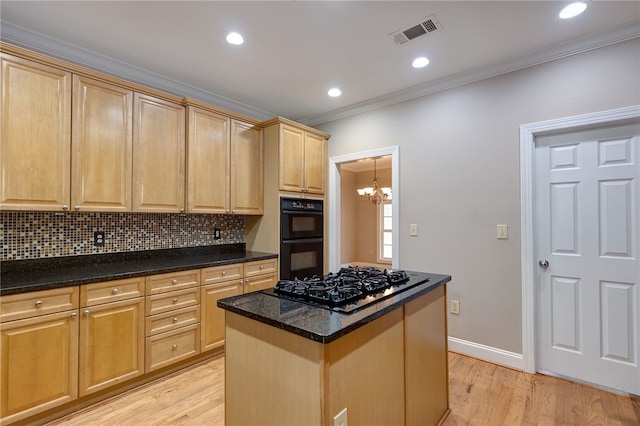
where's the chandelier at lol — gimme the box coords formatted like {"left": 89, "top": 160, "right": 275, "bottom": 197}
{"left": 356, "top": 158, "right": 391, "bottom": 205}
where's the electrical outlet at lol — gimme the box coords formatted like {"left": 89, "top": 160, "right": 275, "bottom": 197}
{"left": 451, "top": 300, "right": 460, "bottom": 315}
{"left": 333, "top": 408, "right": 347, "bottom": 426}
{"left": 214, "top": 228, "right": 221, "bottom": 240}
{"left": 94, "top": 231, "right": 105, "bottom": 247}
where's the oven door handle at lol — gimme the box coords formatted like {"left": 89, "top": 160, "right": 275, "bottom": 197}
{"left": 281, "top": 237, "right": 323, "bottom": 244}
{"left": 281, "top": 209, "right": 323, "bottom": 216}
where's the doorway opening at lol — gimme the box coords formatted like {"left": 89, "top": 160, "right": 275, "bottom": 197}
{"left": 328, "top": 146, "right": 399, "bottom": 272}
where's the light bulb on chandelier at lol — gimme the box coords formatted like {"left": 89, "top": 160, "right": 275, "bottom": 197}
{"left": 356, "top": 158, "right": 391, "bottom": 205}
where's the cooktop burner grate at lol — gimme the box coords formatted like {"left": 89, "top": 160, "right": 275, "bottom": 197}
{"left": 271, "top": 266, "right": 420, "bottom": 312}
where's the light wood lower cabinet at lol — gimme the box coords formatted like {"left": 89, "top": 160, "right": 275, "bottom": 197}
{"left": 201, "top": 264, "right": 244, "bottom": 352}
{"left": 144, "top": 270, "right": 201, "bottom": 372}
{"left": 79, "top": 297, "right": 145, "bottom": 396}
{"left": 0, "top": 288, "right": 79, "bottom": 424}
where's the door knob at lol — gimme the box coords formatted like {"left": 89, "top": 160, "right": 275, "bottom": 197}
{"left": 538, "top": 260, "right": 549, "bottom": 268}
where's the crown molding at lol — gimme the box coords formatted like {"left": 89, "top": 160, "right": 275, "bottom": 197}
{"left": 0, "top": 21, "right": 275, "bottom": 121}
{"left": 299, "top": 20, "right": 640, "bottom": 126}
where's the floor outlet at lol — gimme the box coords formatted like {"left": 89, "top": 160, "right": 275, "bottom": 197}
{"left": 334, "top": 407, "right": 347, "bottom": 426}
{"left": 451, "top": 300, "right": 460, "bottom": 315}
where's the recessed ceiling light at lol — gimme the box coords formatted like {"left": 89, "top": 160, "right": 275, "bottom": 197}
{"left": 226, "top": 32, "right": 244, "bottom": 45}
{"left": 559, "top": 2, "right": 588, "bottom": 19}
{"left": 412, "top": 57, "right": 430, "bottom": 68}
{"left": 328, "top": 88, "right": 342, "bottom": 97}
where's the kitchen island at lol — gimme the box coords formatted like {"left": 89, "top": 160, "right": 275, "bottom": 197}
{"left": 218, "top": 270, "right": 451, "bottom": 426}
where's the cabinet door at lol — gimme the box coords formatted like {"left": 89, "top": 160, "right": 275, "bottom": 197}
{"left": 201, "top": 280, "right": 242, "bottom": 352}
{"left": 132, "top": 93, "right": 185, "bottom": 212}
{"left": 1, "top": 54, "right": 71, "bottom": 211}
{"left": 230, "top": 120, "right": 263, "bottom": 215}
{"left": 278, "top": 124, "right": 305, "bottom": 193}
{"left": 79, "top": 297, "right": 144, "bottom": 396}
{"left": 0, "top": 310, "right": 78, "bottom": 423}
{"left": 72, "top": 75, "right": 133, "bottom": 212}
{"left": 187, "top": 106, "right": 230, "bottom": 213}
{"left": 303, "top": 132, "right": 326, "bottom": 195}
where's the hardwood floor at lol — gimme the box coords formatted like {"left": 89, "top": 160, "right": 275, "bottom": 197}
{"left": 46, "top": 352, "right": 639, "bottom": 426}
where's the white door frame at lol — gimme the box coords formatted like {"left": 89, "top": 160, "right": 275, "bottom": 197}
{"left": 328, "top": 146, "right": 400, "bottom": 272}
{"left": 520, "top": 105, "right": 640, "bottom": 374}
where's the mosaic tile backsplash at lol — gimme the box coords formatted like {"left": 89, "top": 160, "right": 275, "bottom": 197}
{"left": 1, "top": 211, "right": 245, "bottom": 261}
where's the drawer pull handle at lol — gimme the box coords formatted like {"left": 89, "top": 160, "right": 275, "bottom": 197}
{"left": 173, "top": 298, "right": 179, "bottom": 304}
{"left": 112, "top": 288, "right": 119, "bottom": 294}
{"left": 84, "top": 310, "right": 90, "bottom": 316}
{"left": 172, "top": 344, "right": 178, "bottom": 350}
{"left": 172, "top": 279, "right": 178, "bottom": 285}
{"left": 35, "top": 300, "right": 43, "bottom": 307}
{"left": 172, "top": 317, "right": 178, "bottom": 323}
{"left": 222, "top": 271, "right": 226, "bottom": 276}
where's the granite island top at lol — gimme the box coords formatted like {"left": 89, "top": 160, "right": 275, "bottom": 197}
{"left": 0, "top": 244, "right": 277, "bottom": 296}
{"left": 217, "top": 271, "right": 451, "bottom": 344}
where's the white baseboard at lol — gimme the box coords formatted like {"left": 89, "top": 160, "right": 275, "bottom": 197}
{"left": 448, "top": 336, "right": 524, "bottom": 371}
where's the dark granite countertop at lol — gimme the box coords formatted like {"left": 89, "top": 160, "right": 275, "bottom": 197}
{"left": 0, "top": 244, "right": 278, "bottom": 296}
{"left": 217, "top": 271, "right": 451, "bottom": 344}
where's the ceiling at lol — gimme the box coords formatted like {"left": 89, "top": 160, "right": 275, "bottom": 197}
{"left": 1, "top": 1, "right": 639, "bottom": 126}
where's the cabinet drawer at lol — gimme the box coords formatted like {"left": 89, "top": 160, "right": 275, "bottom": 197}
{"left": 244, "top": 258, "right": 278, "bottom": 278}
{"left": 80, "top": 277, "right": 144, "bottom": 307}
{"left": 146, "top": 287, "right": 200, "bottom": 316}
{"left": 1, "top": 287, "right": 79, "bottom": 322}
{"left": 201, "top": 263, "right": 244, "bottom": 286}
{"left": 146, "top": 304, "right": 200, "bottom": 337}
{"left": 244, "top": 272, "right": 278, "bottom": 294}
{"left": 145, "top": 324, "right": 200, "bottom": 372}
{"left": 145, "top": 269, "right": 199, "bottom": 295}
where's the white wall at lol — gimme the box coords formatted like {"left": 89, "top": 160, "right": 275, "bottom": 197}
{"left": 318, "top": 39, "right": 640, "bottom": 354}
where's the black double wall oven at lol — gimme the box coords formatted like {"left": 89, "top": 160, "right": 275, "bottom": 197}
{"left": 280, "top": 197, "right": 323, "bottom": 280}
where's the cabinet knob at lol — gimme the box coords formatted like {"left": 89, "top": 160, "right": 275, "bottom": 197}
{"left": 74, "top": 205, "right": 80, "bottom": 211}
{"left": 112, "top": 288, "right": 119, "bottom": 294}
{"left": 222, "top": 271, "right": 226, "bottom": 276}
{"left": 71, "top": 312, "right": 77, "bottom": 319}
{"left": 259, "top": 265, "right": 264, "bottom": 270}
{"left": 172, "top": 344, "right": 178, "bottom": 350}
{"left": 172, "top": 279, "right": 178, "bottom": 285}
{"left": 34, "top": 300, "right": 42, "bottom": 307}
{"left": 173, "top": 317, "right": 178, "bottom": 323}
{"left": 231, "top": 210, "right": 236, "bottom": 214}
{"left": 245, "top": 278, "right": 250, "bottom": 283}
{"left": 173, "top": 298, "right": 179, "bottom": 304}
{"left": 180, "top": 208, "right": 185, "bottom": 213}
{"left": 62, "top": 205, "right": 69, "bottom": 211}
{"left": 84, "top": 310, "right": 90, "bottom": 316}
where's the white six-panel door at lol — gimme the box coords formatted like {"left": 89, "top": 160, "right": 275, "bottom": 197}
{"left": 535, "top": 123, "right": 640, "bottom": 395}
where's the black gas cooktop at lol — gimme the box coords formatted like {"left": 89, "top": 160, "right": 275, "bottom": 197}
{"left": 263, "top": 266, "right": 429, "bottom": 313}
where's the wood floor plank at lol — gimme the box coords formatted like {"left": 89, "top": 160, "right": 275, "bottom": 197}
{"left": 44, "top": 351, "right": 639, "bottom": 426}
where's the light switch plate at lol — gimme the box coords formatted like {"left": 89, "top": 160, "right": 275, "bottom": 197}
{"left": 497, "top": 224, "right": 508, "bottom": 239}
{"left": 409, "top": 224, "right": 418, "bottom": 236}
{"left": 334, "top": 408, "right": 347, "bottom": 426}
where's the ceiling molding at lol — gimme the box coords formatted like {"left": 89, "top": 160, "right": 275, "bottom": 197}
{"left": 0, "top": 21, "right": 275, "bottom": 121}
{"left": 299, "top": 20, "right": 640, "bottom": 127}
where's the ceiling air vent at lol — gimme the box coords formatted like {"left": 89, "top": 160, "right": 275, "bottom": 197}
{"left": 389, "top": 14, "right": 442, "bottom": 45}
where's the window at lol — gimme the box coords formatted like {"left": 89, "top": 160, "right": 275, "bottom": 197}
{"left": 378, "top": 200, "right": 392, "bottom": 262}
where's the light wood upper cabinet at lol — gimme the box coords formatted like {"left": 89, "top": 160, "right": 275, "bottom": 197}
{"left": 277, "top": 123, "right": 327, "bottom": 195}
{"left": 133, "top": 93, "right": 186, "bottom": 213}
{"left": 186, "top": 106, "right": 231, "bottom": 214}
{"left": 72, "top": 75, "right": 133, "bottom": 212}
{"left": 230, "top": 120, "right": 263, "bottom": 215}
{"left": 1, "top": 53, "right": 71, "bottom": 211}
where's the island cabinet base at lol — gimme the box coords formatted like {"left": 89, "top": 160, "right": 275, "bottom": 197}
{"left": 224, "top": 285, "right": 448, "bottom": 426}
